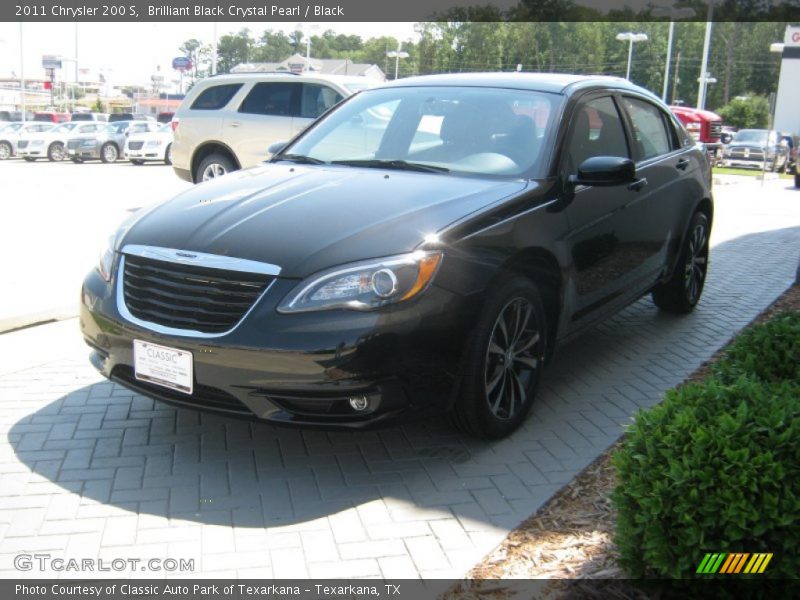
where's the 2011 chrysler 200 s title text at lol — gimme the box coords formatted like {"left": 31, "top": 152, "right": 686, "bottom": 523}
{"left": 81, "top": 73, "right": 713, "bottom": 439}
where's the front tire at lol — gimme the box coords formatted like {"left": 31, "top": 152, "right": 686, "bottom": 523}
{"left": 164, "top": 143, "right": 173, "bottom": 165}
{"left": 451, "top": 276, "right": 548, "bottom": 439}
{"left": 652, "top": 211, "right": 710, "bottom": 313}
{"left": 48, "top": 142, "right": 66, "bottom": 162}
{"left": 0, "top": 141, "right": 12, "bottom": 160}
{"left": 100, "top": 143, "right": 118, "bottom": 163}
{"left": 195, "top": 153, "right": 235, "bottom": 183}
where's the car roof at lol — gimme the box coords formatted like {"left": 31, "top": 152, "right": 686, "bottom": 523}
{"left": 202, "top": 72, "right": 375, "bottom": 86}
{"left": 380, "top": 72, "right": 651, "bottom": 97}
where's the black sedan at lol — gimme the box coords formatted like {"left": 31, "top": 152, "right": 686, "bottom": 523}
{"left": 81, "top": 73, "right": 713, "bottom": 439}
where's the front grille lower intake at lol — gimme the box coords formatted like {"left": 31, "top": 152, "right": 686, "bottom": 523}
{"left": 122, "top": 254, "right": 272, "bottom": 334}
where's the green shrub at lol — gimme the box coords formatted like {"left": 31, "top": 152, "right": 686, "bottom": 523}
{"left": 612, "top": 312, "right": 800, "bottom": 579}
{"left": 713, "top": 312, "right": 800, "bottom": 386}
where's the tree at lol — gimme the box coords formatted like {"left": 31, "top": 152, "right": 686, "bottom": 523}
{"left": 216, "top": 29, "right": 254, "bottom": 74}
{"left": 179, "top": 38, "right": 213, "bottom": 81}
{"left": 717, "top": 95, "right": 771, "bottom": 128}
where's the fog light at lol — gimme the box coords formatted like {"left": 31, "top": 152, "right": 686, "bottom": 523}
{"left": 349, "top": 395, "right": 369, "bottom": 411}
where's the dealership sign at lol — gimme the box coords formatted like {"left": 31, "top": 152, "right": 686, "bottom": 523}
{"left": 172, "top": 56, "right": 193, "bottom": 72}
{"left": 42, "top": 55, "right": 62, "bottom": 69}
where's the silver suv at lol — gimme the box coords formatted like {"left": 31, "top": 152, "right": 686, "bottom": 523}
{"left": 171, "top": 72, "right": 376, "bottom": 183}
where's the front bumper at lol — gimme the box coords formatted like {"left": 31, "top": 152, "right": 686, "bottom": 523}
{"left": 721, "top": 158, "right": 770, "bottom": 170}
{"left": 125, "top": 148, "right": 162, "bottom": 161}
{"left": 80, "top": 264, "right": 472, "bottom": 428}
{"left": 18, "top": 146, "right": 45, "bottom": 157}
{"left": 67, "top": 145, "right": 101, "bottom": 159}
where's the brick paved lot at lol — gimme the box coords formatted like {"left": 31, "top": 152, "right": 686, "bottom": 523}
{"left": 1, "top": 179, "right": 799, "bottom": 579}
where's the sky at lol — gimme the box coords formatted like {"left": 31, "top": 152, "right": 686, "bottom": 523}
{"left": 0, "top": 22, "right": 420, "bottom": 87}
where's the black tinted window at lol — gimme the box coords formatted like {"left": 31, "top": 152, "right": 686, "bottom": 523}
{"left": 70, "top": 113, "right": 93, "bottom": 121}
{"left": 191, "top": 84, "right": 243, "bottom": 110}
{"left": 239, "top": 83, "right": 297, "bottom": 116}
{"left": 300, "top": 84, "right": 344, "bottom": 119}
{"left": 565, "top": 96, "right": 629, "bottom": 172}
{"left": 622, "top": 97, "right": 672, "bottom": 160}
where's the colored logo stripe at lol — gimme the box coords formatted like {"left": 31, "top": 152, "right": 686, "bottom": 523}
{"left": 697, "top": 552, "right": 773, "bottom": 574}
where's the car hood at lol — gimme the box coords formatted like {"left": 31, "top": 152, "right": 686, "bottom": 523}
{"left": 120, "top": 164, "right": 529, "bottom": 277}
{"left": 729, "top": 140, "right": 768, "bottom": 149}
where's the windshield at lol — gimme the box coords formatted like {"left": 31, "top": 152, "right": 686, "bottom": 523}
{"left": 52, "top": 123, "right": 77, "bottom": 134}
{"left": 733, "top": 129, "right": 769, "bottom": 144}
{"left": 107, "top": 122, "right": 130, "bottom": 134}
{"left": 343, "top": 82, "right": 374, "bottom": 93}
{"left": 284, "top": 86, "right": 560, "bottom": 177}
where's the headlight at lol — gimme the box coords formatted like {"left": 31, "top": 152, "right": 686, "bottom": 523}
{"left": 278, "top": 251, "right": 442, "bottom": 313}
{"left": 97, "top": 235, "right": 115, "bottom": 282}
{"left": 31, "top": 140, "right": 44, "bottom": 146}
{"left": 145, "top": 139, "right": 162, "bottom": 147}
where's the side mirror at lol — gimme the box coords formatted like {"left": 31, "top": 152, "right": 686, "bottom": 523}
{"left": 569, "top": 156, "right": 636, "bottom": 187}
{"left": 267, "top": 141, "right": 287, "bottom": 155}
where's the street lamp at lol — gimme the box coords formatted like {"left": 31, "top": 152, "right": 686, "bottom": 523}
{"left": 386, "top": 41, "right": 409, "bottom": 80}
{"left": 616, "top": 32, "right": 648, "bottom": 81}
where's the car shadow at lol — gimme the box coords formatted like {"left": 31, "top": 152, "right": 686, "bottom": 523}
{"left": 7, "top": 225, "right": 800, "bottom": 532}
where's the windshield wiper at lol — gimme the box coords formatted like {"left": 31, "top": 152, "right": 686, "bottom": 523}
{"left": 331, "top": 159, "right": 450, "bottom": 173}
{"left": 275, "top": 153, "right": 326, "bottom": 165}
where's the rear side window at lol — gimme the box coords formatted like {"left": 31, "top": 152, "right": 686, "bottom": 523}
{"left": 70, "top": 113, "right": 92, "bottom": 121}
{"left": 622, "top": 97, "right": 672, "bottom": 160}
{"left": 191, "top": 84, "right": 243, "bottom": 110}
{"left": 300, "top": 84, "right": 343, "bottom": 119}
{"left": 239, "top": 82, "right": 298, "bottom": 116}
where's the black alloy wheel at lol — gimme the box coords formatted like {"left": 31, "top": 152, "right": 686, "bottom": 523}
{"left": 452, "top": 276, "right": 547, "bottom": 439}
{"left": 652, "top": 211, "right": 709, "bottom": 313}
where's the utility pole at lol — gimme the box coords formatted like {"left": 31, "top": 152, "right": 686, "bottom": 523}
{"left": 19, "top": 22, "right": 26, "bottom": 120}
{"left": 672, "top": 51, "right": 681, "bottom": 104}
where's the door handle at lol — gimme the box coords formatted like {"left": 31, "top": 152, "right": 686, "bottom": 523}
{"left": 627, "top": 177, "right": 648, "bottom": 192}
{"left": 676, "top": 158, "right": 690, "bottom": 170}
{"left": 228, "top": 121, "right": 241, "bottom": 128}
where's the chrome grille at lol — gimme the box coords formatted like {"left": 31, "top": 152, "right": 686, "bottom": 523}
{"left": 128, "top": 141, "right": 144, "bottom": 150}
{"left": 17, "top": 140, "right": 28, "bottom": 149}
{"left": 67, "top": 140, "right": 80, "bottom": 150}
{"left": 122, "top": 254, "right": 273, "bottom": 334}
{"left": 709, "top": 121, "right": 722, "bottom": 141}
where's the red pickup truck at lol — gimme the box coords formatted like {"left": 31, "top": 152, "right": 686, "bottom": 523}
{"left": 670, "top": 105, "right": 723, "bottom": 163}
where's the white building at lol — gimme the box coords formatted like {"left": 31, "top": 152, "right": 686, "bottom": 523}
{"left": 773, "top": 24, "right": 800, "bottom": 135}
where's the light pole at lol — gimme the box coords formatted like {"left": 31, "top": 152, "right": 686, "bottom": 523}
{"left": 19, "top": 22, "right": 26, "bottom": 120}
{"left": 616, "top": 32, "right": 648, "bottom": 81}
{"left": 386, "top": 41, "right": 409, "bottom": 80}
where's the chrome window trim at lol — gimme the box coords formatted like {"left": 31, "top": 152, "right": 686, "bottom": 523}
{"left": 121, "top": 244, "right": 281, "bottom": 277}
{"left": 116, "top": 247, "right": 281, "bottom": 339}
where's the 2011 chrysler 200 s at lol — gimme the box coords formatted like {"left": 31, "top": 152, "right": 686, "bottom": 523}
{"left": 81, "top": 73, "right": 713, "bottom": 439}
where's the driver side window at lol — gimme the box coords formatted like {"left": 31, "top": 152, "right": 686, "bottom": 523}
{"left": 565, "top": 97, "right": 629, "bottom": 173}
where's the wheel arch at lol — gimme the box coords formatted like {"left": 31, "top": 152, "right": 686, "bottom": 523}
{"left": 190, "top": 142, "right": 240, "bottom": 181}
{"left": 497, "top": 247, "right": 563, "bottom": 358}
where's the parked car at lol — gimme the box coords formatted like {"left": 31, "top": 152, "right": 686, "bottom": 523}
{"left": 82, "top": 73, "right": 713, "bottom": 439}
{"left": 721, "top": 129, "right": 790, "bottom": 171}
{"left": 66, "top": 120, "right": 159, "bottom": 163}
{"left": 0, "top": 122, "right": 54, "bottom": 159}
{"left": 70, "top": 112, "right": 109, "bottom": 122}
{"left": 124, "top": 123, "right": 174, "bottom": 165}
{"left": 171, "top": 72, "right": 378, "bottom": 183}
{"left": 17, "top": 122, "right": 106, "bottom": 161}
{"left": 778, "top": 132, "right": 799, "bottom": 174}
{"left": 0, "top": 110, "right": 33, "bottom": 121}
{"left": 33, "top": 111, "right": 71, "bottom": 123}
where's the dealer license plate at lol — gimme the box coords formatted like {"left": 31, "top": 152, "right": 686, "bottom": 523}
{"left": 133, "top": 340, "right": 193, "bottom": 395}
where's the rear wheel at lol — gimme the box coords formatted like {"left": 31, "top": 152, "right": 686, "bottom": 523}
{"left": 48, "top": 142, "right": 66, "bottom": 162}
{"left": 652, "top": 211, "right": 709, "bottom": 313}
{"left": 195, "top": 153, "right": 235, "bottom": 183}
{"left": 0, "top": 142, "right": 11, "bottom": 160}
{"left": 451, "top": 276, "right": 548, "bottom": 439}
{"left": 101, "top": 143, "right": 119, "bottom": 163}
